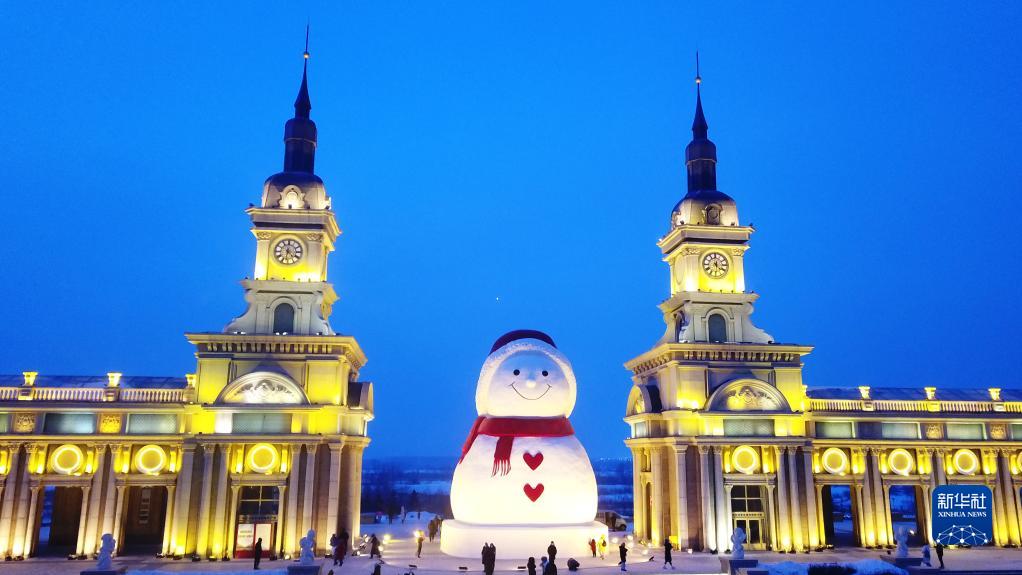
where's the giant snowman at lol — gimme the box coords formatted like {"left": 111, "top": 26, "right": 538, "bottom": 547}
{"left": 441, "top": 330, "right": 607, "bottom": 558}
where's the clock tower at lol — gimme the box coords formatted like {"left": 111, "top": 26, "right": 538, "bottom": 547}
{"left": 226, "top": 52, "right": 339, "bottom": 336}
{"left": 656, "top": 75, "right": 772, "bottom": 346}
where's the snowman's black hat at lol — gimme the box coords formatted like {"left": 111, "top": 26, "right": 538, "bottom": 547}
{"left": 489, "top": 329, "right": 556, "bottom": 353}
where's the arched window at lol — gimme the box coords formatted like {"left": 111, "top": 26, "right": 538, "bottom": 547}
{"left": 272, "top": 303, "right": 295, "bottom": 334}
{"left": 705, "top": 204, "right": 721, "bottom": 225}
{"left": 708, "top": 313, "right": 727, "bottom": 343}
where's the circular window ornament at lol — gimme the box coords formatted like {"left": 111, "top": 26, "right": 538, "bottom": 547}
{"left": 821, "top": 447, "right": 850, "bottom": 475}
{"left": 887, "top": 448, "right": 915, "bottom": 476}
{"left": 953, "top": 448, "right": 980, "bottom": 475}
{"left": 50, "top": 444, "right": 85, "bottom": 475}
{"left": 702, "top": 252, "right": 729, "bottom": 279}
{"left": 731, "top": 446, "right": 760, "bottom": 475}
{"left": 246, "top": 443, "right": 279, "bottom": 474}
{"left": 134, "top": 444, "right": 168, "bottom": 475}
{"left": 274, "top": 239, "right": 303, "bottom": 265}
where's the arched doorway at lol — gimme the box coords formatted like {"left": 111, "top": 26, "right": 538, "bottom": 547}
{"left": 34, "top": 486, "right": 84, "bottom": 556}
{"left": 821, "top": 484, "right": 858, "bottom": 546}
{"left": 121, "top": 486, "right": 170, "bottom": 554}
{"left": 889, "top": 485, "right": 925, "bottom": 544}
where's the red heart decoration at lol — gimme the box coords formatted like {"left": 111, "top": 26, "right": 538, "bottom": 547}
{"left": 523, "top": 452, "right": 544, "bottom": 470}
{"left": 523, "top": 483, "right": 544, "bottom": 502}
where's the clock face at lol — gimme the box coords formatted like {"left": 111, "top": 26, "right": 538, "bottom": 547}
{"left": 702, "top": 252, "right": 729, "bottom": 278}
{"left": 274, "top": 239, "right": 303, "bottom": 265}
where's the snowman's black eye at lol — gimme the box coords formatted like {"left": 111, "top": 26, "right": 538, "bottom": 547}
{"left": 542, "top": 370, "right": 549, "bottom": 377}
{"left": 513, "top": 369, "right": 520, "bottom": 376}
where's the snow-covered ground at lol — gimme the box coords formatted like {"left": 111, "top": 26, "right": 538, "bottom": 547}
{"left": 3, "top": 516, "right": 1019, "bottom": 575}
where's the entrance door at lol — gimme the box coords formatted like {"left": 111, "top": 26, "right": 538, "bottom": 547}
{"left": 234, "top": 486, "right": 280, "bottom": 558}
{"left": 889, "top": 485, "right": 925, "bottom": 545}
{"left": 35, "top": 486, "right": 83, "bottom": 556}
{"left": 122, "top": 486, "right": 169, "bottom": 554}
{"left": 821, "top": 485, "right": 858, "bottom": 546}
{"left": 730, "top": 486, "right": 767, "bottom": 550}
{"left": 733, "top": 517, "right": 764, "bottom": 547}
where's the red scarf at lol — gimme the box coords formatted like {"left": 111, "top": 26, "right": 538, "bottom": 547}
{"left": 459, "top": 416, "right": 574, "bottom": 476}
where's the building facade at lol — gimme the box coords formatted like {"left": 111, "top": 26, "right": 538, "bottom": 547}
{"left": 624, "top": 79, "right": 1022, "bottom": 552}
{"left": 0, "top": 56, "right": 372, "bottom": 560}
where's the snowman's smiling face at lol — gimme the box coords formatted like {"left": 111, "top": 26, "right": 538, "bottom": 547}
{"left": 476, "top": 340, "right": 577, "bottom": 418}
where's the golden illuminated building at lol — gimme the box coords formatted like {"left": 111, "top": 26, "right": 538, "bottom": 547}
{"left": 624, "top": 77, "right": 1022, "bottom": 551}
{"left": 0, "top": 54, "right": 372, "bottom": 560}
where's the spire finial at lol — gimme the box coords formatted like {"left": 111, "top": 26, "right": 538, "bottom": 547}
{"left": 695, "top": 51, "right": 702, "bottom": 89}
{"left": 294, "top": 24, "right": 312, "bottom": 119}
{"left": 691, "top": 51, "right": 708, "bottom": 138}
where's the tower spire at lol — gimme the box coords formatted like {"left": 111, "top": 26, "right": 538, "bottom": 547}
{"left": 281, "top": 25, "right": 317, "bottom": 174}
{"left": 685, "top": 52, "right": 716, "bottom": 192}
{"left": 294, "top": 24, "right": 312, "bottom": 120}
{"left": 692, "top": 52, "right": 708, "bottom": 138}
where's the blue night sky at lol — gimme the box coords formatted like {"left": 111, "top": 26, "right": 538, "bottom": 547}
{"left": 2, "top": 3, "right": 1021, "bottom": 459}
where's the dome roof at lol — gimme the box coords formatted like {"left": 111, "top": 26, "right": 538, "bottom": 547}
{"left": 671, "top": 189, "right": 739, "bottom": 227}
{"left": 262, "top": 172, "right": 330, "bottom": 210}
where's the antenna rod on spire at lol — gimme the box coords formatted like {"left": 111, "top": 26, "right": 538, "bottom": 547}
{"left": 695, "top": 51, "right": 702, "bottom": 87}
{"left": 304, "top": 23, "right": 310, "bottom": 60}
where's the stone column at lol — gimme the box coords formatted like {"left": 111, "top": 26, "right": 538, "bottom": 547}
{"left": 227, "top": 485, "right": 241, "bottom": 557}
{"left": 76, "top": 485, "right": 92, "bottom": 556}
{"left": 712, "top": 447, "right": 729, "bottom": 551}
{"left": 111, "top": 485, "right": 127, "bottom": 552}
{"left": 11, "top": 445, "right": 38, "bottom": 558}
{"left": 343, "top": 443, "right": 365, "bottom": 547}
{"left": 814, "top": 484, "right": 826, "bottom": 547}
{"left": 162, "top": 485, "right": 176, "bottom": 556}
{"left": 0, "top": 444, "right": 22, "bottom": 556}
{"left": 723, "top": 484, "right": 734, "bottom": 551}
{"left": 854, "top": 483, "right": 868, "bottom": 546}
{"left": 101, "top": 446, "right": 120, "bottom": 539}
{"left": 801, "top": 448, "right": 820, "bottom": 549}
{"left": 211, "top": 444, "right": 230, "bottom": 558}
{"left": 869, "top": 450, "right": 890, "bottom": 546}
{"left": 774, "top": 447, "right": 791, "bottom": 551}
{"left": 285, "top": 445, "right": 302, "bottom": 556}
{"left": 171, "top": 445, "right": 196, "bottom": 556}
{"left": 859, "top": 452, "right": 877, "bottom": 547}
{"left": 786, "top": 448, "right": 804, "bottom": 551}
{"left": 650, "top": 448, "right": 665, "bottom": 544}
{"left": 999, "top": 451, "right": 1021, "bottom": 545}
{"left": 932, "top": 449, "right": 947, "bottom": 486}
{"left": 671, "top": 446, "right": 689, "bottom": 548}
{"left": 21, "top": 486, "right": 42, "bottom": 558}
{"left": 631, "top": 448, "right": 645, "bottom": 542}
{"left": 879, "top": 482, "right": 893, "bottom": 547}
{"left": 195, "top": 445, "right": 216, "bottom": 558}
{"left": 84, "top": 445, "right": 109, "bottom": 553}
{"left": 698, "top": 446, "right": 715, "bottom": 552}
{"left": 920, "top": 484, "right": 933, "bottom": 545}
{"left": 765, "top": 484, "right": 778, "bottom": 550}
{"left": 301, "top": 444, "right": 318, "bottom": 539}
{"left": 326, "top": 443, "right": 342, "bottom": 540}
{"left": 275, "top": 485, "right": 288, "bottom": 555}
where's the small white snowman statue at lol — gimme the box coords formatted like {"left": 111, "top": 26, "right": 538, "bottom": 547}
{"left": 441, "top": 330, "right": 607, "bottom": 558}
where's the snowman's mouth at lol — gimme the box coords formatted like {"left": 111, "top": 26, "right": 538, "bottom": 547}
{"left": 510, "top": 383, "right": 552, "bottom": 401}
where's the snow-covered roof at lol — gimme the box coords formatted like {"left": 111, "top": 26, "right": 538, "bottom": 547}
{"left": 0, "top": 374, "right": 187, "bottom": 389}
{"left": 807, "top": 386, "right": 1022, "bottom": 402}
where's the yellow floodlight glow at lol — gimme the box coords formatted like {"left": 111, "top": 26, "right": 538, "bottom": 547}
{"left": 51, "top": 444, "right": 85, "bottom": 475}
{"left": 731, "top": 446, "right": 760, "bottom": 475}
{"left": 246, "top": 443, "right": 279, "bottom": 474}
{"left": 887, "top": 449, "right": 915, "bottom": 476}
{"left": 821, "top": 448, "right": 850, "bottom": 475}
{"left": 953, "top": 449, "right": 979, "bottom": 476}
{"left": 134, "top": 445, "right": 168, "bottom": 475}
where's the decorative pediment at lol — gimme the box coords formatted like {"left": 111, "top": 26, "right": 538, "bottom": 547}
{"left": 706, "top": 379, "right": 791, "bottom": 413}
{"left": 217, "top": 371, "right": 309, "bottom": 405}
